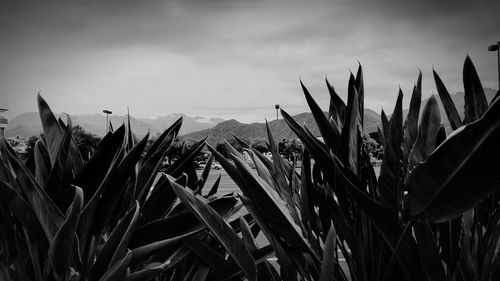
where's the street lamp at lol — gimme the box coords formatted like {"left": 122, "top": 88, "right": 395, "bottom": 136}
{"left": 275, "top": 104, "right": 279, "bottom": 121}
{"left": 103, "top": 110, "right": 112, "bottom": 133}
{"left": 488, "top": 40, "right": 500, "bottom": 89}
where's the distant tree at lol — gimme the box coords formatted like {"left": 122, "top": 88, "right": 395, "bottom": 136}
{"left": 143, "top": 136, "right": 158, "bottom": 156}
{"left": 166, "top": 139, "right": 184, "bottom": 163}
{"left": 25, "top": 135, "right": 39, "bottom": 158}
{"left": 363, "top": 133, "right": 382, "bottom": 159}
{"left": 216, "top": 142, "right": 230, "bottom": 158}
{"left": 250, "top": 139, "right": 268, "bottom": 153}
{"left": 279, "top": 138, "right": 303, "bottom": 161}
{"left": 72, "top": 125, "right": 101, "bottom": 160}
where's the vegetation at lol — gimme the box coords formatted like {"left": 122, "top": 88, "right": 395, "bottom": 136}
{"left": 209, "top": 56, "right": 500, "bottom": 281}
{"left": 1, "top": 56, "right": 499, "bottom": 281}
{"left": 0, "top": 96, "right": 253, "bottom": 280}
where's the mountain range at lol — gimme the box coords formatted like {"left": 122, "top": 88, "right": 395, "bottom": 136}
{"left": 5, "top": 88, "right": 497, "bottom": 142}
{"left": 182, "top": 87, "right": 498, "bottom": 145}
{"left": 181, "top": 109, "right": 381, "bottom": 145}
{"left": 4, "top": 112, "right": 224, "bottom": 139}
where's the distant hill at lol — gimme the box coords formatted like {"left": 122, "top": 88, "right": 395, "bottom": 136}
{"left": 5, "top": 112, "right": 225, "bottom": 139}
{"left": 182, "top": 87, "right": 498, "bottom": 145}
{"left": 182, "top": 109, "right": 382, "bottom": 145}
{"left": 5, "top": 112, "right": 158, "bottom": 138}
{"left": 139, "top": 113, "right": 225, "bottom": 136}
{"left": 5, "top": 88, "right": 496, "bottom": 140}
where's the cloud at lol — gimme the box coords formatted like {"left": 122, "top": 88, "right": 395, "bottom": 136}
{"left": 1, "top": 0, "right": 499, "bottom": 123}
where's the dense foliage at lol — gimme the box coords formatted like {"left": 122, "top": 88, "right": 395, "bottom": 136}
{"left": 210, "top": 56, "right": 500, "bottom": 281}
{"left": 1, "top": 56, "right": 499, "bottom": 281}
{"left": 0, "top": 96, "right": 258, "bottom": 280}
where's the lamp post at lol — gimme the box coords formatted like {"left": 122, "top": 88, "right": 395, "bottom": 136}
{"left": 489, "top": 40, "right": 500, "bottom": 89}
{"left": 275, "top": 104, "right": 279, "bottom": 121}
{"left": 103, "top": 110, "right": 112, "bottom": 133}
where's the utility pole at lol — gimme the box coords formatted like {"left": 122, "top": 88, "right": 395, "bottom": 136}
{"left": 488, "top": 40, "right": 500, "bottom": 89}
{"left": 275, "top": 104, "right": 279, "bottom": 121}
{"left": 103, "top": 110, "right": 112, "bottom": 133}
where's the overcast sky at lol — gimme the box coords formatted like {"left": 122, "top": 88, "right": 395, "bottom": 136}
{"left": 1, "top": 0, "right": 499, "bottom": 123}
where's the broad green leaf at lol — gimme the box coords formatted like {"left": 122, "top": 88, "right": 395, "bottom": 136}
{"left": 480, "top": 218, "right": 500, "bottom": 280}
{"left": 48, "top": 185, "right": 83, "bottom": 279}
{"left": 206, "top": 144, "right": 249, "bottom": 197}
{"left": 405, "top": 96, "right": 500, "bottom": 222}
{"left": 185, "top": 261, "right": 211, "bottom": 281}
{"left": 492, "top": 89, "right": 500, "bottom": 105}
{"left": 463, "top": 55, "right": 488, "bottom": 123}
{"left": 231, "top": 155, "right": 320, "bottom": 262}
{"left": 165, "top": 138, "right": 206, "bottom": 188}
{"left": 239, "top": 216, "right": 258, "bottom": 252}
{"left": 144, "top": 116, "right": 182, "bottom": 160}
{"left": 381, "top": 109, "right": 389, "bottom": 138}
{"left": 263, "top": 122, "right": 300, "bottom": 223}
{"left": 319, "top": 225, "right": 338, "bottom": 281}
{"left": 334, "top": 159, "right": 421, "bottom": 281}
{"left": 183, "top": 235, "right": 226, "bottom": 269}
{"left": 124, "top": 246, "right": 190, "bottom": 281}
{"left": 0, "top": 139, "right": 64, "bottom": 241}
{"left": 89, "top": 203, "right": 140, "bottom": 281}
{"left": 299, "top": 150, "right": 313, "bottom": 235}
{"left": 413, "top": 222, "right": 446, "bottom": 281}
{"left": 208, "top": 245, "right": 275, "bottom": 281}
{"left": 437, "top": 217, "right": 461, "bottom": 272}
{"left": 136, "top": 121, "right": 179, "bottom": 202}
{"left": 0, "top": 181, "right": 48, "bottom": 250}
{"left": 131, "top": 196, "right": 238, "bottom": 248}
{"left": 233, "top": 134, "right": 250, "bottom": 149}
{"left": 130, "top": 230, "right": 199, "bottom": 262}
{"left": 34, "top": 140, "right": 51, "bottom": 188}
{"left": 126, "top": 108, "right": 135, "bottom": 151}
{"left": 108, "top": 205, "right": 138, "bottom": 266}
{"left": 100, "top": 250, "right": 133, "bottom": 281}
{"left": 402, "top": 72, "right": 422, "bottom": 170}
{"left": 37, "top": 94, "right": 83, "bottom": 173}
{"left": 380, "top": 222, "right": 415, "bottom": 281}
{"left": 248, "top": 148, "right": 277, "bottom": 192}
{"left": 433, "top": 69, "right": 462, "bottom": 130}
{"left": 301, "top": 80, "right": 340, "bottom": 152}
{"left": 408, "top": 96, "right": 442, "bottom": 172}
{"left": 281, "top": 109, "right": 333, "bottom": 171}
{"left": 74, "top": 125, "right": 126, "bottom": 205}
{"left": 134, "top": 148, "right": 165, "bottom": 203}
{"left": 355, "top": 64, "right": 364, "bottom": 126}
{"left": 206, "top": 174, "right": 221, "bottom": 198}
{"left": 378, "top": 90, "right": 403, "bottom": 211}
{"left": 459, "top": 210, "right": 479, "bottom": 280}
{"left": 325, "top": 77, "right": 346, "bottom": 131}
{"left": 92, "top": 132, "right": 149, "bottom": 234}
{"left": 170, "top": 181, "right": 257, "bottom": 281}
{"left": 140, "top": 174, "right": 177, "bottom": 223}
{"left": 198, "top": 154, "right": 214, "bottom": 193}
{"left": 44, "top": 122, "right": 74, "bottom": 209}
{"left": 338, "top": 85, "right": 360, "bottom": 174}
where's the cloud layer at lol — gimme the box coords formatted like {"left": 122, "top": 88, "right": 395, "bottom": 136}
{"left": 1, "top": 0, "right": 499, "bottom": 122}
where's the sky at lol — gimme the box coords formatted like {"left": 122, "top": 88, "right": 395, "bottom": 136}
{"left": 1, "top": 0, "right": 499, "bottom": 123}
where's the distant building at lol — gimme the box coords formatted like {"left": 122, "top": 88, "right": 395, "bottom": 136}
{"left": 0, "top": 108, "right": 7, "bottom": 138}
